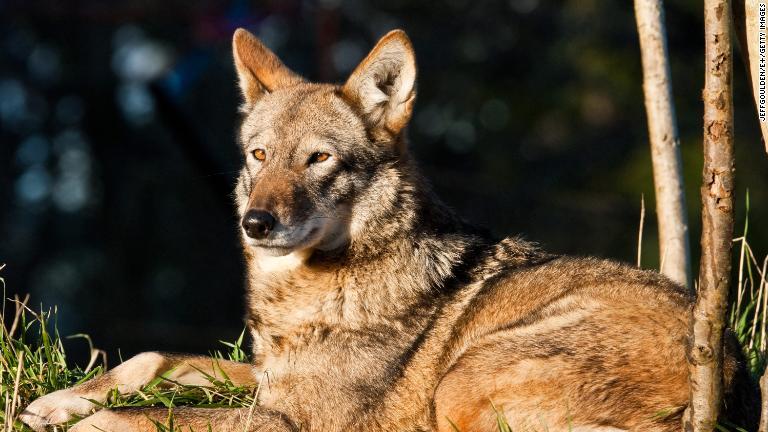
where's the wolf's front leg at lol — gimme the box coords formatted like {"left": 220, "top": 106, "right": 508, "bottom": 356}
{"left": 69, "top": 407, "right": 296, "bottom": 432}
{"left": 20, "top": 352, "right": 257, "bottom": 431}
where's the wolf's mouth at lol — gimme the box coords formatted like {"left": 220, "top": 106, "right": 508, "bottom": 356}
{"left": 243, "top": 224, "right": 323, "bottom": 254}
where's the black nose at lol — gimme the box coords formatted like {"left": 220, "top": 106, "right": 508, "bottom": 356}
{"left": 242, "top": 209, "right": 276, "bottom": 239}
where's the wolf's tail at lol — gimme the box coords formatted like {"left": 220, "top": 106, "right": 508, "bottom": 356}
{"left": 722, "top": 329, "right": 761, "bottom": 431}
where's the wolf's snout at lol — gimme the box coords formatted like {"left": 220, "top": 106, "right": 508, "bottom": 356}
{"left": 242, "top": 209, "right": 276, "bottom": 239}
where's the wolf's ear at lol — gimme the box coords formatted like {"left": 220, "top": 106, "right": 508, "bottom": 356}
{"left": 342, "top": 30, "right": 416, "bottom": 135}
{"left": 232, "top": 28, "right": 304, "bottom": 107}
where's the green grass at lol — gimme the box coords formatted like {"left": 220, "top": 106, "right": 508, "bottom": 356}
{"left": 729, "top": 192, "right": 768, "bottom": 379}
{"left": 2, "top": 212, "right": 767, "bottom": 431}
{"left": 0, "top": 288, "right": 103, "bottom": 431}
{"left": 0, "top": 270, "right": 259, "bottom": 431}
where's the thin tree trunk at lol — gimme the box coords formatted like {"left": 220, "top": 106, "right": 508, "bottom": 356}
{"left": 634, "top": 0, "right": 692, "bottom": 289}
{"left": 760, "top": 369, "right": 768, "bottom": 432}
{"left": 685, "top": 0, "right": 736, "bottom": 430}
{"left": 732, "top": 0, "right": 768, "bottom": 155}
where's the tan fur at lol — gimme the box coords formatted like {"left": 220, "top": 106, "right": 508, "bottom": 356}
{"left": 21, "top": 29, "right": 755, "bottom": 432}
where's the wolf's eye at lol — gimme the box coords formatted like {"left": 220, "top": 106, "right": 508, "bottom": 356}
{"left": 252, "top": 149, "right": 266, "bottom": 162}
{"left": 308, "top": 152, "right": 331, "bottom": 164}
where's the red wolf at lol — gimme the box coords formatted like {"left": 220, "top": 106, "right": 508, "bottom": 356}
{"left": 21, "top": 29, "right": 758, "bottom": 432}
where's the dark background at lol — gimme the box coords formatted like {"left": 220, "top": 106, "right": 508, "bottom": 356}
{"left": 1, "top": 0, "right": 767, "bottom": 365}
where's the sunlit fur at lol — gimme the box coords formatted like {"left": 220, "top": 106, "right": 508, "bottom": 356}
{"left": 20, "top": 29, "right": 759, "bottom": 432}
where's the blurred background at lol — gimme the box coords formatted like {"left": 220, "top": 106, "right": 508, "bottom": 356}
{"left": 1, "top": 0, "right": 767, "bottom": 365}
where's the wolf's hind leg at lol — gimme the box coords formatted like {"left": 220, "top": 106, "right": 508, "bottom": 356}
{"left": 69, "top": 407, "right": 296, "bottom": 432}
{"left": 20, "top": 352, "right": 257, "bottom": 431}
{"left": 433, "top": 309, "right": 688, "bottom": 432}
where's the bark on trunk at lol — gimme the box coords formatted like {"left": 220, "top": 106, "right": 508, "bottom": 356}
{"left": 732, "top": 0, "right": 768, "bottom": 155}
{"left": 685, "top": 0, "right": 736, "bottom": 430}
{"left": 634, "top": 0, "right": 692, "bottom": 288}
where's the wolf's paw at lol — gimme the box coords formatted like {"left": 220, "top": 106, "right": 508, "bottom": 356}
{"left": 19, "top": 389, "right": 97, "bottom": 431}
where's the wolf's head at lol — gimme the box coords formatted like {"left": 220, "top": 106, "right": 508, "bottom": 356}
{"left": 232, "top": 29, "right": 418, "bottom": 257}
